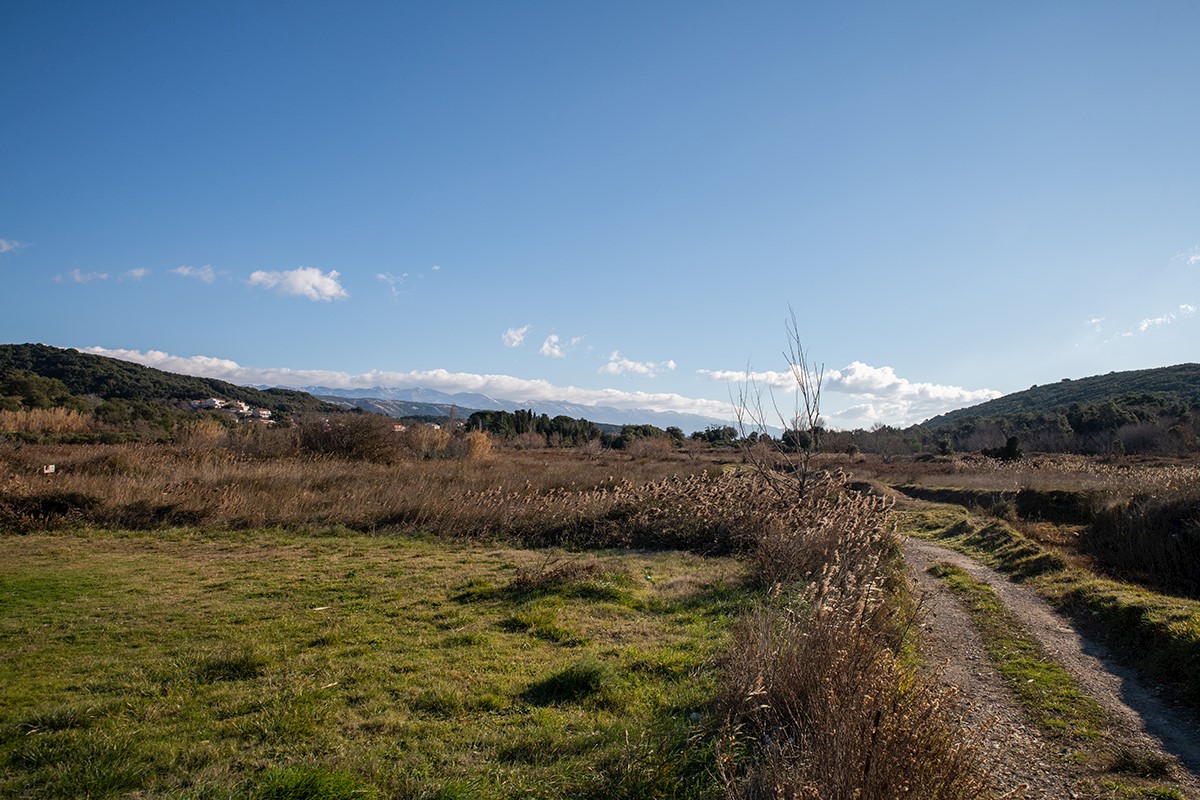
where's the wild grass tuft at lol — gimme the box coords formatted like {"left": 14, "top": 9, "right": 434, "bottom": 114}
{"left": 522, "top": 658, "right": 620, "bottom": 706}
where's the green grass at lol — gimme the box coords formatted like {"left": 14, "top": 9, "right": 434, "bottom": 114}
{"left": 926, "top": 561, "right": 1106, "bottom": 739}
{"left": 0, "top": 528, "right": 749, "bottom": 799}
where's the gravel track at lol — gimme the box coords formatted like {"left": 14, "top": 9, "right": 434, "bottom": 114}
{"left": 903, "top": 536, "right": 1200, "bottom": 798}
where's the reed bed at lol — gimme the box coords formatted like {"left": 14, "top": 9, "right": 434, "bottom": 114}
{"left": 0, "top": 408, "right": 91, "bottom": 435}
{"left": 713, "top": 473, "right": 987, "bottom": 800}
{"left": 0, "top": 442, "right": 722, "bottom": 540}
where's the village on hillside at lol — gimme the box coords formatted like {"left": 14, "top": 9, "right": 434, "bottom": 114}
{"left": 188, "top": 397, "right": 274, "bottom": 423}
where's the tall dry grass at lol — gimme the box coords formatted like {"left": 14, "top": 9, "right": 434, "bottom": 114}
{"left": 714, "top": 473, "right": 986, "bottom": 800}
{"left": 0, "top": 408, "right": 92, "bottom": 435}
{"left": 0, "top": 441, "right": 721, "bottom": 537}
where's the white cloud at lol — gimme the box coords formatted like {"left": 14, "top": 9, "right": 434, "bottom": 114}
{"left": 502, "top": 324, "right": 532, "bottom": 347}
{"left": 431, "top": 264, "right": 442, "bottom": 271}
{"left": 248, "top": 267, "right": 348, "bottom": 301}
{"left": 55, "top": 268, "right": 109, "bottom": 284}
{"left": 1171, "top": 246, "right": 1200, "bottom": 267}
{"left": 171, "top": 265, "right": 216, "bottom": 283}
{"left": 0, "top": 239, "right": 28, "bottom": 253}
{"left": 120, "top": 268, "right": 149, "bottom": 281}
{"left": 79, "top": 346, "right": 733, "bottom": 419}
{"left": 600, "top": 351, "right": 676, "bottom": 378}
{"left": 1104, "top": 303, "right": 1198, "bottom": 342}
{"left": 700, "top": 361, "right": 1000, "bottom": 427}
{"left": 539, "top": 335, "right": 583, "bottom": 358}
{"left": 376, "top": 272, "right": 408, "bottom": 297}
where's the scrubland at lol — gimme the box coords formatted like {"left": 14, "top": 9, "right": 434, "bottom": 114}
{"left": 1, "top": 434, "right": 990, "bottom": 800}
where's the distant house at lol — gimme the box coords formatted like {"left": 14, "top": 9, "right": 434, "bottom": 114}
{"left": 393, "top": 423, "right": 408, "bottom": 433}
{"left": 228, "top": 400, "right": 251, "bottom": 414}
{"left": 191, "top": 398, "right": 225, "bottom": 410}
{"left": 251, "top": 408, "right": 272, "bottom": 420}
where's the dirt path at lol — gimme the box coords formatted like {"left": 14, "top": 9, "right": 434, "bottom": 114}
{"left": 903, "top": 536, "right": 1200, "bottom": 798}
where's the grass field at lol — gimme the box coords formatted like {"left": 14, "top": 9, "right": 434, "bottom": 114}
{"left": 1, "top": 528, "right": 750, "bottom": 799}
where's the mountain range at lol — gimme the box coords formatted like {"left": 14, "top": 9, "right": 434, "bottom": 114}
{"left": 298, "top": 385, "right": 733, "bottom": 433}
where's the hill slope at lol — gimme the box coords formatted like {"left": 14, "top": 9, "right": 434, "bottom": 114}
{"left": 924, "top": 364, "right": 1200, "bottom": 427}
{"left": 0, "top": 343, "right": 335, "bottom": 414}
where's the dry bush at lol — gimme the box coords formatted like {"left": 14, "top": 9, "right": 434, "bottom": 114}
{"left": 716, "top": 499, "right": 984, "bottom": 800}
{"left": 401, "top": 424, "right": 451, "bottom": 458}
{"left": 297, "top": 414, "right": 400, "bottom": 462}
{"left": 505, "top": 554, "right": 617, "bottom": 594}
{"left": 707, "top": 473, "right": 985, "bottom": 799}
{"left": 445, "top": 430, "right": 493, "bottom": 461}
{"left": 176, "top": 416, "right": 227, "bottom": 447}
{"left": 0, "top": 408, "right": 91, "bottom": 435}
{"left": 716, "top": 592, "right": 984, "bottom": 800}
{"left": 625, "top": 437, "right": 675, "bottom": 460}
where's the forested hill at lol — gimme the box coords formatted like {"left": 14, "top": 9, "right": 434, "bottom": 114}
{"left": 0, "top": 343, "right": 334, "bottom": 414}
{"left": 924, "top": 364, "right": 1200, "bottom": 428}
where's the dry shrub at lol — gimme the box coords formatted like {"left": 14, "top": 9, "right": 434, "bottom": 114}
{"left": 297, "top": 414, "right": 399, "bottom": 462}
{"left": 717, "top": 561, "right": 985, "bottom": 799}
{"left": 0, "top": 408, "right": 91, "bottom": 435}
{"left": 711, "top": 474, "right": 985, "bottom": 800}
{"left": 177, "top": 416, "right": 227, "bottom": 446}
{"left": 750, "top": 478, "right": 895, "bottom": 590}
{"left": 401, "top": 424, "right": 451, "bottom": 458}
{"left": 506, "top": 555, "right": 615, "bottom": 594}
{"left": 626, "top": 437, "right": 675, "bottom": 460}
{"left": 445, "top": 430, "right": 493, "bottom": 461}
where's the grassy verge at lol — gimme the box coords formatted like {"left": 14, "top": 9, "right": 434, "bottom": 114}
{"left": 900, "top": 504, "right": 1200, "bottom": 717}
{"left": 0, "top": 528, "right": 751, "bottom": 799}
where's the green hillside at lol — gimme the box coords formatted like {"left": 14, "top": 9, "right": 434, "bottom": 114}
{"left": 0, "top": 343, "right": 334, "bottom": 414}
{"left": 925, "top": 364, "right": 1200, "bottom": 427}
{"left": 916, "top": 363, "right": 1200, "bottom": 456}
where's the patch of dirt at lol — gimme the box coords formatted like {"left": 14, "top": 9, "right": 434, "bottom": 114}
{"left": 903, "top": 537, "right": 1200, "bottom": 799}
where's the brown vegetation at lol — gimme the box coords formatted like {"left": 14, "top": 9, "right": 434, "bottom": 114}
{"left": 0, "top": 438, "right": 992, "bottom": 798}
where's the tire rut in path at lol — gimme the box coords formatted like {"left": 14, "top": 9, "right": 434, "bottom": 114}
{"left": 902, "top": 536, "right": 1200, "bottom": 797}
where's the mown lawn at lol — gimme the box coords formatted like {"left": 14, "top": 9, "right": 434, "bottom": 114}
{"left": 0, "top": 528, "right": 750, "bottom": 799}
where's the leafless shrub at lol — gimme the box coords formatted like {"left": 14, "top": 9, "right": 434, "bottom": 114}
{"left": 297, "top": 414, "right": 400, "bottom": 462}
{"left": 716, "top": 554, "right": 984, "bottom": 799}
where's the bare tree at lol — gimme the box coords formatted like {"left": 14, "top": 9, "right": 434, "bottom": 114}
{"left": 735, "top": 307, "right": 825, "bottom": 501}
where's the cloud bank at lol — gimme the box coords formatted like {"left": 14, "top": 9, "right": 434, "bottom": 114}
{"left": 80, "top": 347, "right": 734, "bottom": 419}
{"left": 699, "top": 361, "right": 1000, "bottom": 427}
{"left": 248, "top": 267, "right": 348, "bottom": 301}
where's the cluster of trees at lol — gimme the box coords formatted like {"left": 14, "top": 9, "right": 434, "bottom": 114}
{"left": 465, "top": 409, "right": 692, "bottom": 450}
{"left": 924, "top": 397, "right": 1200, "bottom": 456}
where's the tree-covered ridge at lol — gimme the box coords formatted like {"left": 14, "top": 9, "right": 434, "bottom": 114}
{"left": 0, "top": 343, "right": 335, "bottom": 414}
{"left": 924, "top": 364, "right": 1200, "bottom": 427}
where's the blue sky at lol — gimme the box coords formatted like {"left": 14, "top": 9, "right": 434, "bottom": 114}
{"left": 2, "top": 1, "right": 1197, "bottom": 430}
